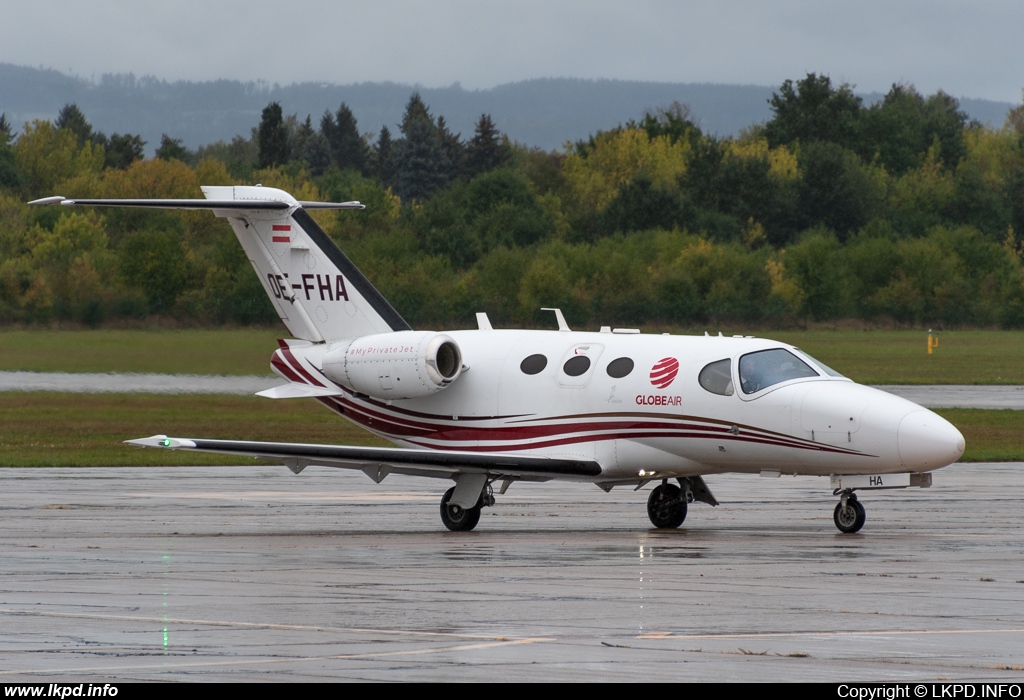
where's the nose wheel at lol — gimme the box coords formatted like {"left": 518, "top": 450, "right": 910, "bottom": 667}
{"left": 833, "top": 492, "right": 866, "bottom": 533}
{"left": 647, "top": 482, "right": 688, "bottom": 529}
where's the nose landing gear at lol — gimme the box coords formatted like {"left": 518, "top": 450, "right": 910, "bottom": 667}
{"left": 833, "top": 491, "right": 866, "bottom": 533}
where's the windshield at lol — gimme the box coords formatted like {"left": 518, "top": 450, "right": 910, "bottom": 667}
{"left": 792, "top": 348, "right": 845, "bottom": 378}
{"left": 738, "top": 349, "right": 819, "bottom": 394}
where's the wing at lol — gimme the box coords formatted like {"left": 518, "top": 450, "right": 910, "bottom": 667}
{"left": 126, "top": 435, "right": 602, "bottom": 482}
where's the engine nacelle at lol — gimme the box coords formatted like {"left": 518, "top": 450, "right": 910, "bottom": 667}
{"left": 322, "top": 331, "right": 463, "bottom": 400}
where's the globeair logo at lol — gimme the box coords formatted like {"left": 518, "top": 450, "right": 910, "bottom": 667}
{"left": 650, "top": 357, "right": 680, "bottom": 389}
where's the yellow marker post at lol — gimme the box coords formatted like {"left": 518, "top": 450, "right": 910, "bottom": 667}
{"left": 927, "top": 329, "right": 939, "bottom": 355}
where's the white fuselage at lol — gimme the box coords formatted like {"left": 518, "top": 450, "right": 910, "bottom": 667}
{"left": 272, "top": 329, "right": 965, "bottom": 483}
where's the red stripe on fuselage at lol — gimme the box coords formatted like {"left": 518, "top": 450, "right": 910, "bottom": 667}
{"left": 280, "top": 347, "right": 325, "bottom": 387}
{"left": 331, "top": 397, "right": 867, "bottom": 457}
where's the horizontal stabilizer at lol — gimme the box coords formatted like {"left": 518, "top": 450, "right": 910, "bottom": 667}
{"left": 125, "top": 435, "right": 603, "bottom": 479}
{"left": 28, "top": 196, "right": 364, "bottom": 211}
{"left": 256, "top": 383, "right": 346, "bottom": 399}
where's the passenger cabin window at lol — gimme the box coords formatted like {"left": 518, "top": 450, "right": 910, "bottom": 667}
{"left": 606, "top": 357, "right": 634, "bottom": 378}
{"left": 738, "top": 349, "right": 818, "bottom": 394}
{"left": 520, "top": 354, "right": 548, "bottom": 375}
{"left": 698, "top": 359, "right": 734, "bottom": 396}
{"left": 562, "top": 355, "right": 591, "bottom": 377}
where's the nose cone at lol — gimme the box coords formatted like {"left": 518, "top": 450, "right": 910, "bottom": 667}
{"left": 898, "top": 410, "right": 965, "bottom": 471}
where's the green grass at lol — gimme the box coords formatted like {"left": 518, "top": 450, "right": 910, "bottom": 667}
{"left": 0, "top": 329, "right": 281, "bottom": 375}
{"left": 0, "top": 393, "right": 387, "bottom": 467}
{"left": 934, "top": 409, "right": 1024, "bottom": 463}
{"left": 0, "top": 394, "right": 1019, "bottom": 467}
{"left": 765, "top": 330, "right": 1024, "bottom": 385}
{"left": 3, "top": 328, "right": 1024, "bottom": 384}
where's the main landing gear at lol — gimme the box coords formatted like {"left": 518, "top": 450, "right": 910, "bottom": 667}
{"left": 647, "top": 481, "right": 687, "bottom": 528}
{"left": 833, "top": 490, "right": 866, "bottom": 534}
{"left": 440, "top": 479, "right": 495, "bottom": 532}
{"left": 644, "top": 476, "right": 719, "bottom": 529}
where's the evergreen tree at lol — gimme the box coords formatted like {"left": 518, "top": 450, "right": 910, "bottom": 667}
{"left": 55, "top": 104, "right": 95, "bottom": 146}
{"left": 0, "top": 114, "right": 13, "bottom": 145}
{"left": 0, "top": 113, "right": 22, "bottom": 190}
{"left": 373, "top": 125, "right": 396, "bottom": 187}
{"left": 392, "top": 93, "right": 452, "bottom": 200}
{"left": 105, "top": 133, "right": 146, "bottom": 169}
{"left": 393, "top": 117, "right": 450, "bottom": 201}
{"left": 464, "top": 114, "right": 508, "bottom": 178}
{"left": 292, "top": 115, "right": 315, "bottom": 160}
{"left": 257, "top": 102, "right": 288, "bottom": 169}
{"left": 155, "top": 134, "right": 192, "bottom": 162}
{"left": 399, "top": 92, "right": 432, "bottom": 136}
{"left": 436, "top": 116, "right": 464, "bottom": 179}
{"left": 326, "top": 103, "right": 369, "bottom": 174}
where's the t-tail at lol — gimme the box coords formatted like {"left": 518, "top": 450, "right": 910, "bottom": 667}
{"left": 29, "top": 186, "right": 411, "bottom": 342}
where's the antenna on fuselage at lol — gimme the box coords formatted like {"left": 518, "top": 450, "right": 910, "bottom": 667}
{"left": 541, "top": 308, "right": 571, "bottom": 332}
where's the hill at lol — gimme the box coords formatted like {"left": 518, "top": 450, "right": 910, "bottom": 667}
{"left": 1, "top": 64, "right": 1013, "bottom": 153}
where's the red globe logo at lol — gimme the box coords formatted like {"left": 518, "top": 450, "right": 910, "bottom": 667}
{"left": 650, "top": 357, "right": 680, "bottom": 389}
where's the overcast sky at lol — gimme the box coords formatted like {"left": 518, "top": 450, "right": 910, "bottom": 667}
{"left": 3, "top": 1, "right": 1022, "bottom": 103}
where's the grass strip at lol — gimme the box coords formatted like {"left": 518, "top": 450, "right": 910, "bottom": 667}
{"left": 0, "top": 393, "right": 1019, "bottom": 467}
{"left": 0, "top": 393, "right": 387, "bottom": 467}
{"left": 0, "top": 329, "right": 281, "bottom": 376}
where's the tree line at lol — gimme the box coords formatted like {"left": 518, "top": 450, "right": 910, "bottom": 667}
{"left": 1, "top": 73, "right": 1024, "bottom": 330}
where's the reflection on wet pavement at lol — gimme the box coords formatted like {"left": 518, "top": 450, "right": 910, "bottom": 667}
{"left": 1, "top": 463, "right": 1022, "bottom": 681}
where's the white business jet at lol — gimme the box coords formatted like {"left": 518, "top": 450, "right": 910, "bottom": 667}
{"left": 30, "top": 186, "right": 965, "bottom": 533}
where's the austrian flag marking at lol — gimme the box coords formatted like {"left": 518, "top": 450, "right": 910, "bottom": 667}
{"left": 271, "top": 224, "right": 291, "bottom": 243}
{"left": 650, "top": 357, "right": 680, "bottom": 389}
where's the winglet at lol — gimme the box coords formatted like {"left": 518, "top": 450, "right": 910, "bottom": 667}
{"left": 125, "top": 435, "right": 197, "bottom": 449}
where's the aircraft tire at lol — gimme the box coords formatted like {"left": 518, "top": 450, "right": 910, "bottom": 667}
{"left": 440, "top": 486, "right": 482, "bottom": 532}
{"left": 647, "top": 483, "right": 687, "bottom": 529}
{"left": 833, "top": 496, "right": 866, "bottom": 533}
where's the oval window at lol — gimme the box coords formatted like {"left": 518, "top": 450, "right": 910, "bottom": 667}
{"left": 606, "top": 357, "right": 634, "bottom": 378}
{"left": 698, "top": 359, "right": 734, "bottom": 396}
{"left": 563, "top": 355, "right": 592, "bottom": 377}
{"left": 520, "top": 354, "right": 548, "bottom": 375}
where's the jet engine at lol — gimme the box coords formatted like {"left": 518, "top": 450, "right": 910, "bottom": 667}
{"left": 321, "top": 331, "right": 463, "bottom": 400}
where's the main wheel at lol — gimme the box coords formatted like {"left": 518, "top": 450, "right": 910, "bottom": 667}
{"left": 647, "top": 483, "right": 687, "bottom": 529}
{"left": 440, "top": 486, "right": 482, "bottom": 532}
{"left": 833, "top": 496, "right": 866, "bottom": 533}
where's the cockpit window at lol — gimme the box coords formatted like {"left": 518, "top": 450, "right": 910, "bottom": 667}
{"left": 698, "top": 359, "right": 734, "bottom": 396}
{"left": 793, "top": 348, "right": 845, "bottom": 378}
{"left": 738, "top": 349, "right": 818, "bottom": 394}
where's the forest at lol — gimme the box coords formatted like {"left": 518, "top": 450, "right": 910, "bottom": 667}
{"left": 1, "top": 73, "right": 1024, "bottom": 330}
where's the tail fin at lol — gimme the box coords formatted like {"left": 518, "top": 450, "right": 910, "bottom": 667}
{"left": 201, "top": 186, "right": 410, "bottom": 342}
{"left": 30, "top": 186, "right": 411, "bottom": 342}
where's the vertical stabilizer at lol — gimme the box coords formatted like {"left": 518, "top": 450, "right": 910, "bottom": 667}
{"left": 202, "top": 186, "right": 411, "bottom": 342}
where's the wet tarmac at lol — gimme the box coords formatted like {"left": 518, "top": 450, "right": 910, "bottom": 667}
{"left": 1, "top": 463, "right": 1022, "bottom": 682}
